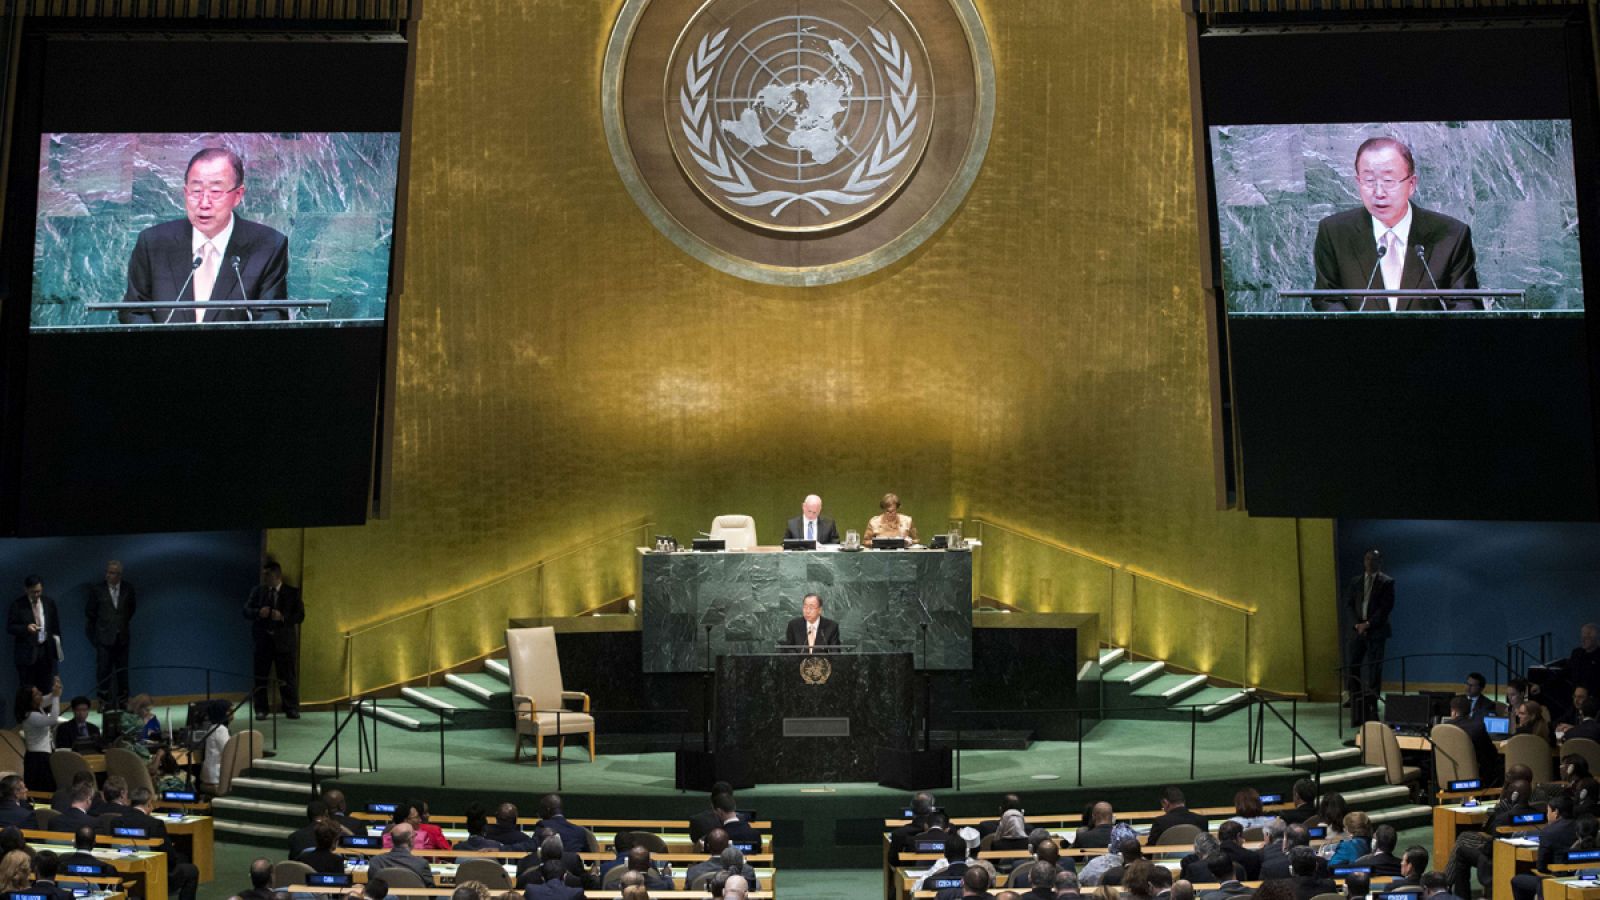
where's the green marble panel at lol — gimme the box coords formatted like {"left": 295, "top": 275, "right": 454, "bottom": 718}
{"left": 1210, "top": 121, "right": 1582, "bottom": 313}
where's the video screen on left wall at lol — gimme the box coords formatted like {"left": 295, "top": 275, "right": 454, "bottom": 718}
{"left": 31, "top": 131, "right": 400, "bottom": 331}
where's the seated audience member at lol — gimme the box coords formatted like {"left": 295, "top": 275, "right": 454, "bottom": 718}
{"left": 935, "top": 865, "right": 994, "bottom": 900}
{"left": 381, "top": 800, "right": 448, "bottom": 851}
{"left": 522, "top": 857, "right": 584, "bottom": 900}
{"left": 1562, "top": 697, "right": 1600, "bottom": 743}
{"left": 1327, "top": 811, "right": 1374, "bottom": 866}
{"left": 689, "top": 782, "right": 735, "bottom": 847}
{"left": 1149, "top": 786, "right": 1209, "bottom": 844}
{"left": 454, "top": 802, "right": 503, "bottom": 852}
{"left": 1170, "top": 882, "right": 1195, "bottom": 900}
{"left": 1229, "top": 788, "right": 1275, "bottom": 829}
{"left": 1441, "top": 694, "right": 1502, "bottom": 785}
{"left": 451, "top": 882, "right": 490, "bottom": 900}
{"left": 1308, "top": 791, "right": 1349, "bottom": 835}
{"left": 51, "top": 783, "right": 100, "bottom": 835}
{"left": 1566, "top": 623, "right": 1600, "bottom": 695}
{"left": 1150, "top": 865, "right": 1175, "bottom": 900}
{"left": 1510, "top": 793, "right": 1580, "bottom": 900}
{"left": 1561, "top": 754, "right": 1593, "bottom": 791}
{"left": 1286, "top": 845, "right": 1337, "bottom": 900}
{"left": 1444, "top": 777, "right": 1536, "bottom": 898}
{"left": 0, "top": 777, "right": 35, "bottom": 829}
{"left": 1504, "top": 678, "right": 1533, "bottom": 716}
{"left": 1280, "top": 780, "right": 1318, "bottom": 825}
{"left": 1556, "top": 686, "right": 1591, "bottom": 730}
{"left": 991, "top": 808, "right": 1032, "bottom": 851}
{"left": 1346, "top": 871, "right": 1373, "bottom": 900}
{"left": 1121, "top": 860, "right": 1159, "bottom": 900}
{"left": 1008, "top": 838, "right": 1067, "bottom": 890}
{"left": 617, "top": 845, "right": 674, "bottom": 891}
{"left": 486, "top": 802, "right": 536, "bottom": 851}
{"left": 1016, "top": 861, "right": 1058, "bottom": 900}
{"left": 687, "top": 829, "right": 758, "bottom": 890}
{"left": 1099, "top": 838, "right": 1144, "bottom": 887}
{"left": 915, "top": 832, "right": 990, "bottom": 892}
{"left": 1254, "top": 880, "right": 1297, "bottom": 900}
{"left": 720, "top": 871, "right": 751, "bottom": 900}
{"left": 289, "top": 799, "right": 329, "bottom": 858}
{"left": 978, "top": 794, "right": 1025, "bottom": 838}
{"left": 368, "top": 822, "right": 434, "bottom": 886}
{"left": 710, "top": 791, "right": 760, "bottom": 846}
{"left": 1514, "top": 700, "right": 1553, "bottom": 743}
{"left": 536, "top": 793, "right": 589, "bottom": 855}
{"left": 53, "top": 697, "right": 101, "bottom": 750}
{"left": 619, "top": 885, "right": 648, "bottom": 900}
{"left": 57, "top": 826, "right": 112, "bottom": 877}
{"left": 320, "top": 789, "right": 364, "bottom": 836}
{"left": 1258, "top": 819, "right": 1292, "bottom": 879}
{"left": 1419, "top": 870, "right": 1459, "bottom": 900}
{"left": 1353, "top": 824, "right": 1403, "bottom": 876}
{"left": 298, "top": 821, "right": 346, "bottom": 874}
{"left": 50, "top": 771, "right": 94, "bottom": 815}
{"left": 236, "top": 858, "right": 275, "bottom": 900}
{"left": 116, "top": 786, "right": 202, "bottom": 900}
{"left": 29, "top": 849, "right": 73, "bottom": 900}
{"left": 1080, "top": 837, "right": 1136, "bottom": 886}
{"left": 89, "top": 775, "right": 129, "bottom": 817}
{"left": 1074, "top": 802, "right": 1116, "bottom": 849}
{"left": 1379, "top": 846, "right": 1428, "bottom": 891}
{"left": 349, "top": 880, "right": 388, "bottom": 900}
{"left": 1199, "top": 853, "right": 1250, "bottom": 898}
{"left": 0, "top": 849, "right": 32, "bottom": 895}
{"left": 1181, "top": 833, "right": 1223, "bottom": 882}
{"left": 515, "top": 831, "right": 589, "bottom": 889}
{"left": 596, "top": 831, "right": 638, "bottom": 882}
{"left": 1215, "top": 820, "right": 1263, "bottom": 881}
{"left": 1461, "top": 672, "right": 1493, "bottom": 719}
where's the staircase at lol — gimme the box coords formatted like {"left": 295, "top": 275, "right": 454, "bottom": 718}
{"left": 212, "top": 757, "right": 357, "bottom": 845}
{"left": 354, "top": 659, "right": 513, "bottom": 732}
{"left": 1259, "top": 746, "right": 1432, "bottom": 828}
{"left": 1087, "top": 647, "right": 1252, "bottom": 721}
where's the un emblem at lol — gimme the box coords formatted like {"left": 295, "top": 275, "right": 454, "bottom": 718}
{"left": 604, "top": 0, "right": 994, "bottom": 285}
{"left": 799, "top": 656, "right": 832, "bottom": 685}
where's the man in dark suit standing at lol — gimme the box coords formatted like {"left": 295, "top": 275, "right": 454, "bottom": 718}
{"left": 1345, "top": 549, "right": 1395, "bottom": 726}
{"left": 783, "top": 495, "right": 841, "bottom": 544}
{"left": 86, "top": 560, "right": 137, "bottom": 709}
{"left": 244, "top": 561, "right": 305, "bottom": 718}
{"left": 121, "top": 148, "right": 290, "bottom": 324}
{"left": 1311, "top": 137, "right": 1480, "bottom": 312}
{"left": 782, "top": 593, "right": 841, "bottom": 654}
{"left": 8, "top": 576, "right": 61, "bottom": 693}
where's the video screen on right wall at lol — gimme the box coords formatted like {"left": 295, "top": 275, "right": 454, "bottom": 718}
{"left": 1211, "top": 120, "right": 1582, "bottom": 317}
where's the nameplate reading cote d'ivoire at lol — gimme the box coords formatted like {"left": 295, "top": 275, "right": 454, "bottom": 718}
{"left": 603, "top": 0, "right": 995, "bottom": 286}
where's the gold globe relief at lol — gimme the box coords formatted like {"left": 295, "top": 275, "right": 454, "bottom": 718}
{"left": 603, "top": 0, "right": 995, "bottom": 286}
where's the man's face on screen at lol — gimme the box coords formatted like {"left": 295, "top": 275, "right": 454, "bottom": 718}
{"left": 802, "top": 596, "right": 821, "bottom": 624}
{"left": 185, "top": 155, "right": 244, "bottom": 240}
{"left": 1356, "top": 146, "right": 1415, "bottom": 229}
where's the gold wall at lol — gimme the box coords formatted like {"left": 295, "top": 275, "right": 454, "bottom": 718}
{"left": 269, "top": 0, "right": 1340, "bottom": 703}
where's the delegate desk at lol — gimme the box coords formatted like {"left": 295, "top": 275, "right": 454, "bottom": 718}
{"left": 1494, "top": 837, "right": 1542, "bottom": 900}
{"left": 24, "top": 838, "right": 166, "bottom": 900}
{"left": 640, "top": 547, "right": 973, "bottom": 672}
{"left": 1434, "top": 802, "right": 1492, "bottom": 866}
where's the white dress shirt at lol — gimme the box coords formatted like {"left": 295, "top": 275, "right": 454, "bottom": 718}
{"left": 191, "top": 214, "right": 237, "bottom": 308}
{"left": 1370, "top": 204, "right": 1414, "bottom": 309}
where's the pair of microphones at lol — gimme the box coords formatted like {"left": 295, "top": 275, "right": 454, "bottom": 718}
{"left": 1363, "top": 240, "right": 1450, "bottom": 310}
{"left": 173, "top": 253, "right": 253, "bottom": 322}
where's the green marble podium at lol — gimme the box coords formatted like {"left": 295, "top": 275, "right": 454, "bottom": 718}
{"left": 639, "top": 548, "right": 972, "bottom": 673}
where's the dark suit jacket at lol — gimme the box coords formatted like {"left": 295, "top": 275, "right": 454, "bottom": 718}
{"left": 243, "top": 583, "right": 305, "bottom": 653}
{"left": 537, "top": 815, "right": 591, "bottom": 854}
{"left": 1280, "top": 803, "right": 1317, "bottom": 825}
{"left": 299, "top": 849, "right": 346, "bottom": 875}
{"left": 56, "top": 851, "right": 112, "bottom": 878}
{"left": 289, "top": 822, "right": 319, "bottom": 858}
{"left": 51, "top": 806, "right": 101, "bottom": 836}
{"left": 1222, "top": 842, "right": 1263, "bottom": 881}
{"left": 0, "top": 800, "right": 36, "bottom": 829}
{"left": 688, "top": 808, "right": 721, "bottom": 847}
{"left": 1291, "top": 875, "right": 1339, "bottom": 900}
{"left": 485, "top": 822, "right": 536, "bottom": 851}
{"left": 56, "top": 719, "right": 102, "bottom": 750}
{"left": 521, "top": 880, "right": 586, "bottom": 900}
{"left": 782, "top": 616, "right": 841, "bottom": 653}
{"left": 1312, "top": 205, "right": 1480, "bottom": 311}
{"left": 1147, "top": 806, "right": 1208, "bottom": 844}
{"left": 784, "top": 515, "right": 840, "bottom": 544}
{"left": 122, "top": 216, "right": 291, "bottom": 324}
{"left": 332, "top": 812, "right": 367, "bottom": 836}
{"left": 1074, "top": 824, "right": 1113, "bottom": 850}
{"left": 86, "top": 581, "right": 137, "bottom": 648}
{"left": 7, "top": 594, "right": 61, "bottom": 666}
{"left": 1463, "top": 694, "right": 1494, "bottom": 720}
{"left": 1352, "top": 850, "right": 1403, "bottom": 877}
{"left": 1345, "top": 571, "right": 1396, "bottom": 640}
{"left": 718, "top": 815, "right": 761, "bottom": 845}
{"left": 1565, "top": 719, "right": 1600, "bottom": 743}
{"left": 1442, "top": 714, "right": 1501, "bottom": 783}
{"left": 1259, "top": 844, "right": 1292, "bottom": 881}
{"left": 113, "top": 807, "right": 182, "bottom": 869}
{"left": 21, "top": 880, "right": 74, "bottom": 900}
{"left": 1535, "top": 817, "right": 1579, "bottom": 869}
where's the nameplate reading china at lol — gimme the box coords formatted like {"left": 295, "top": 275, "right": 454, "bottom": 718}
{"left": 603, "top": 0, "right": 995, "bottom": 285}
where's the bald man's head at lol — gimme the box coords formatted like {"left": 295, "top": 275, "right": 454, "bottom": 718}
{"left": 1092, "top": 801, "right": 1114, "bottom": 825}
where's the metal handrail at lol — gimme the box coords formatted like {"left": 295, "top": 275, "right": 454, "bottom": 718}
{"left": 309, "top": 698, "right": 371, "bottom": 794}
{"left": 1251, "top": 694, "right": 1323, "bottom": 790}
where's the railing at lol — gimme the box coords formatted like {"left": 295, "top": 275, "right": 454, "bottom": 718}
{"left": 971, "top": 517, "right": 1256, "bottom": 687}
{"left": 1332, "top": 651, "right": 1511, "bottom": 740}
{"left": 1506, "top": 631, "right": 1554, "bottom": 681}
{"left": 340, "top": 518, "right": 653, "bottom": 699}
{"left": 1249, "top": 695, "right": 1323, "bottom": 791}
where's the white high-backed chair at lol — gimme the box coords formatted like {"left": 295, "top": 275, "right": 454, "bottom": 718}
{"left": 507, "top": 626, "right": 595, "bottom": 766}
{"left": 709, "top": 515, "right": 758, "bottom": 550}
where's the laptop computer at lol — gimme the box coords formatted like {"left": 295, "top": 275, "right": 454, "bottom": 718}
{"left": 1483, "top": 715, "right": 1511, "bottom": 736}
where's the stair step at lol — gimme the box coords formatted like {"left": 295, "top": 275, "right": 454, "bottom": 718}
{"left": 483, "top": 659, "right": 511, "bottom": 683}
{"left": 446, "top": 673, "right": 512, "bottom": 703}
{"left": 250, "top": 758, "right": 362, "bottom": 779}
{"left": 1098, "top": 647, "right": 1126, "bottom": 668}
{"left": 1261, "top": 746, "right": 1362, "bottom": 769}
{"left": 229, "top": 776, "right": 317, "bottom": 797}
{"left": 401, "top": 686, "right": 491, "bottom": 712}
{"left": 355, "top": 702, "right": 439, "bottom": 732}
{"left": 1123, "top": 661, "right": 1166, "bottom": 687}
{"left": 1316, "top": 765, "right": 1387, "bottom": 787}
{"left": 1368, "top": 805, "right": 1432, "bottom": 825}
{"left": 1132, "top": 674, "right": 1207, "bottom": 701}
{"left": 215, "top": 819, "right": 295, "bottom": 841}
{"left": 212, "top": 796, "right": 306, "bottom": 817}
{"left": 1193, "top": 688, "right": 1249, "bottom": 718}
{"left": 1341, "top": 784, "right": 1411, "bottom": 806}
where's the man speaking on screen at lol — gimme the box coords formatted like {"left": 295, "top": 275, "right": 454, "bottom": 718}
{"left": 121, "top": 148, "right": 289, "bottom": 324}
{"left": 1311, "top": 137, "right": 1480, "bottom": 311}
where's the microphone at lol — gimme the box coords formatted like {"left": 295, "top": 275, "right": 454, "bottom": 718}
{"left": 1362, "top": 241, "right": 1387, "bottom": 311}
{"left": 171, "top": 255, "right": 202, "bottom": 324}
{"left": 1414, "top": 243, "right": 1446, "bottom": 310}
{"left": 231, "top": 256, "right": 254, "bottom": 321}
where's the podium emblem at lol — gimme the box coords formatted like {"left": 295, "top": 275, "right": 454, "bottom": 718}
{"left": 799, "top": 656, "right": 832, "bottom": 685}
{"left": 603, "top": 0, "right": 995, "bottom": 285}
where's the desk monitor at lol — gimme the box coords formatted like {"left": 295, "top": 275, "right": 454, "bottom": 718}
{"left": 308, "top": 874, "right": 354, "bottom": 887}
{"left": 872, "top": 538, "right": 908, "bottom": 550}
{"left": 782, "top": 539, "right": 816, "bottom": 551}
{"left": 1308, "top": 827, "right": 1327, "bottom": 839}
{"left": 1484, "top": 716, "right": 1511, "bottom": 736}
{"left": 1383, "top": 693, "right": 1433, "bottom": 730}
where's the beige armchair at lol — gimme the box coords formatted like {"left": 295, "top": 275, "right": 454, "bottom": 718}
{"left": 506, "top": 626, "right": 595, "bottom": 766}
{"left": 709, "top": 515, "right": 758, "bottom": 550}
